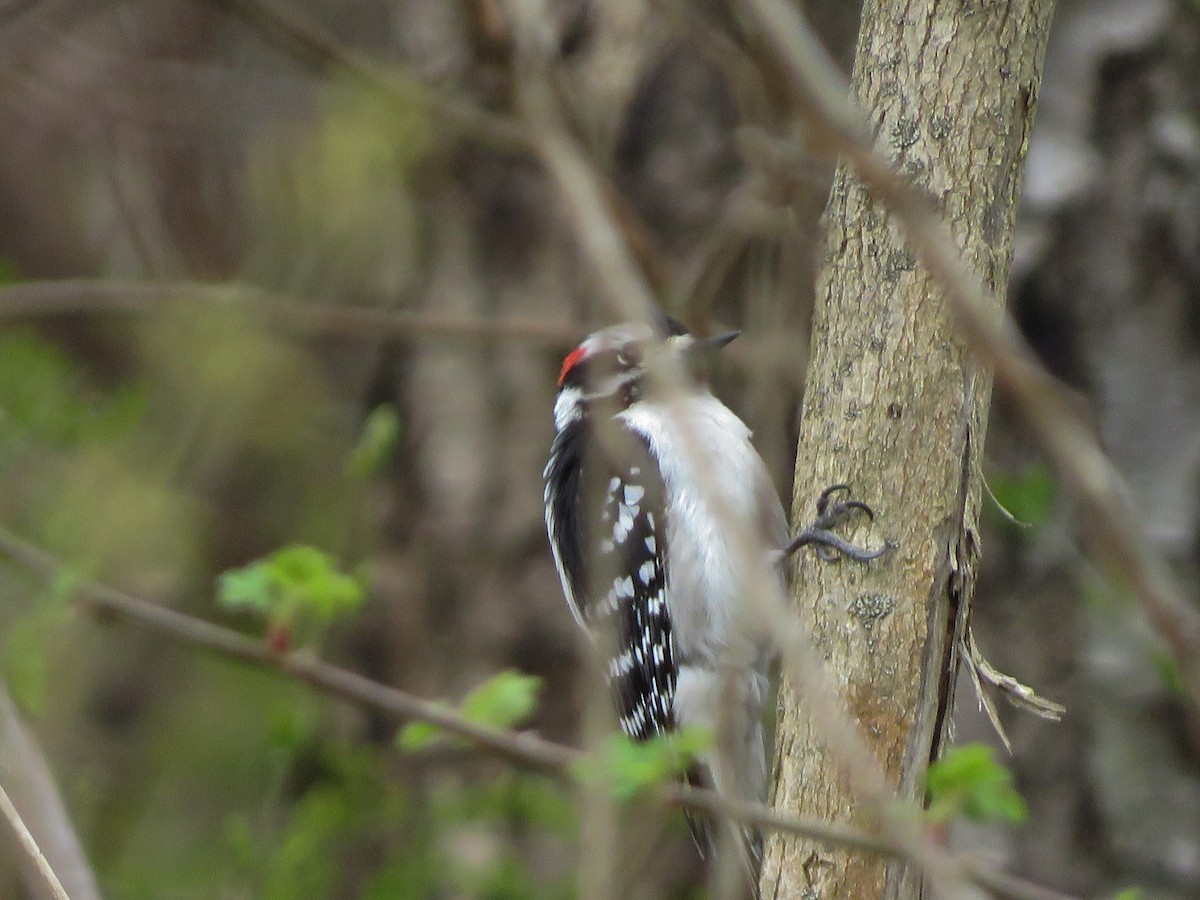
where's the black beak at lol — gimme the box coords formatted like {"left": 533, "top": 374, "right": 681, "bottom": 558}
{"left": 681, "top": 330, "right": 739, "bottom": 378}
{"left": 690, "top": 330, "right": 740, "bottom": 354}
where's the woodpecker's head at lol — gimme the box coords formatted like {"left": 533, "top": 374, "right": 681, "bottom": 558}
{"left": 553, "top": 318, "right": 739, "bottom": 431}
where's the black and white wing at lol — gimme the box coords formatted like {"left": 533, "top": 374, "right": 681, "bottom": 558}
{"left": 544, "top": 419, "right": 675, "bottom": 741}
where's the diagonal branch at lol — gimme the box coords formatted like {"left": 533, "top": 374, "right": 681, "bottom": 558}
{"left": 0, "top": 684, "right": 100, "bottom": 900}
{"left": 0, "top": 780, "right": 70, "bottom": 900}
{"left": 0, "top": 528, "right": 572, "bottom": 774}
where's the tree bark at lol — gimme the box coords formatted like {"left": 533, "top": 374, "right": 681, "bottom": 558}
{"left": 761, "top": 1, "right": 1055, "bottom": 897}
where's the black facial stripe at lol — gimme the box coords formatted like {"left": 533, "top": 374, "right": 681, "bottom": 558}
{"left": 559, "top": 355, "right": 590, "bottom": 390}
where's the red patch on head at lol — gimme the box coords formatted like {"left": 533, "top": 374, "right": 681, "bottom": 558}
{"left": 558, "top": 345, "right": 588, "bottom": 386}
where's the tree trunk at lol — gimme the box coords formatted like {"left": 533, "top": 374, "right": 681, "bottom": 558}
{"left": 761, "top": 1, "right": 1055, "bottom": 897}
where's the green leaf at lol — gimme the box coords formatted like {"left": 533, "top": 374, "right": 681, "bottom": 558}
{"left": 396, "top": 671, "right": 541, "bottom": 752}
{"left": 347, "top": 405, "right": 401, "bottom": 479}
{"left": 0, "top": 329, "right": 144, "bottom": 458}
{"left": 1, "top": 587, "right": 73, "bottom": 716}
{"left": 571, "top": 728, "right": 712, "bottom": 801}
{"left": 987, "top": 463, "right": 1056, "bottom": 529}
{"left": 460, "top": 670, "right": 542, "bottom": 730}
{"left": 266, "top": 701, "right": 321, "bottom": 752}
{"left": 267, "top": 545, "right": 363, "bottom": 621}
{"left": 665, "top": 725, "right": 713, "bottom": 758}
{"left": 926, "top": 744, "right": 1027, "bottom": 825}
{"left": 1112, "top": 889, "right": 1142, "bottom": 900}
{"left": 260, "top": 746, "right": 408, "bottom": 900}
{"left": 217, "top": 564, "right": 276, "bottom": 615}
{"left": 217, "top": 545, "right": 364, "bottom": 628}
{"left": 397, "top": 718, "right": 445, "bottom": 752}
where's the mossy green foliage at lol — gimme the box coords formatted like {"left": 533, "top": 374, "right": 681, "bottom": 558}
{"left": 246, "top": 76, "right": 433, "bottom": 296}
{"left": 80, "top": 657, "right": 574, "bottom": 899}
{"left": 424, "top": 771, "right": 576, "bottom": 900}
{"left": 0, "top": 332, "right": 144, "bottom": 455}
{"left": 95, "top": 661, "right": 423, "bottom": 900}
{"left": 0, "top": 330, "right": 162, "bottom": 714}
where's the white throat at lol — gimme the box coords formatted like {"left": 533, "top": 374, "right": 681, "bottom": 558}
{"left": 554, "top": 386, "right": 584, "bottom": 431}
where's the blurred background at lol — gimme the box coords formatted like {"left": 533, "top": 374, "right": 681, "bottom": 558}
{"left": 0, "top": 0, "right": 1198, "bottom": 897}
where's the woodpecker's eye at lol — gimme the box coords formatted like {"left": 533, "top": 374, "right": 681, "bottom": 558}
{"left": 617, "top": 344, "right": 643, "bottom": 369}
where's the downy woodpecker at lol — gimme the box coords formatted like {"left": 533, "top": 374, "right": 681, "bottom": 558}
{"left": 542, "top": 316, "right": 881, "bottom": 873}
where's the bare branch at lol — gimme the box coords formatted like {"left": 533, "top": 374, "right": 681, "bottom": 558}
{"left": 0, "top": 278, "right": 808, "bottom": 381}
{"left": 0, "top": 279, "right": 583, "bottom": 347}
{"left": 740, "top": 0, "right": 1200, "bottom": 710}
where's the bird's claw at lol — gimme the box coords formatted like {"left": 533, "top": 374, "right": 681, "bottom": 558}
{"left": 814, "top": 483, "right": 875, "bottom": 522}
{"left": 784, "top": 484, "right": 888, "bottom": 562}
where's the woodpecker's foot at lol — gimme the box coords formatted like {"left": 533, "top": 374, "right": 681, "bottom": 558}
{"left": 784, "top": 484, "right": 887, "bottom": 562}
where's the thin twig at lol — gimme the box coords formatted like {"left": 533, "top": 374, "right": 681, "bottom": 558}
{"left": 0, "top": 277, "right": 805, "bottom": 381}
{"left": 740, "top": 0, "right": 1200, "bottom": 710}
{"left": 0, "top": 780, "right": 70, "bottom": 900}
{"left": 0, "top": 526, "right": 1079, "bottom": 900}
